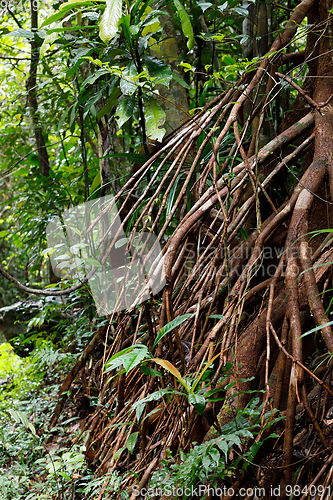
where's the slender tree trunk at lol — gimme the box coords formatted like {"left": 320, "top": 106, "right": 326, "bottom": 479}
{"left": 26, "top": 0, "right": 58, "bottom": 284}
{"left": 26, "top": 0, "right": 50, "bottom": 179}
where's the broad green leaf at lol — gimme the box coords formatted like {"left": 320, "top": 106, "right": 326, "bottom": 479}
{"left": 209, "top": 448, "right": 220, "bottom": 463}
{"left": 202, "top": 454, "right": 212, "bottom": 471}
{"left": 114, "top": 446, "right": 126, "bottom": 461}
{"left": 10, "top": 29, "right": 35, "bottom": 39}
{"left": 105, "top": 344, "right": 148, "bottom": 373}
{"left": 123, "top": 346, "right": 150, "bottom": 373}
{"left": 215, "top": 438, "right": 228, "bottom": 459}
{"left": 40, "top": 29, "right": 60, "bottom": 57}
{"left": 59, "top": 0, "right": 100, "bottom": 11}
{"left": 126, "top": 432, "right": 139, "bottom": 454}
{"left": 173, "top": 0, "right": 194, "bottom": 50}
{"left": 99, "top": 0, "right": 123, "bottom": 43}
{"left": 143, "top": 95, "right": 166, "bottom": 142}
{"left": 197, "top": 1, "right": 212, "bottom": 12}
{"left": 172, "top": 72, "right": 191, "bottom": 89}
{"left": 217, "top": 1, "right": 228, "bottom": 13}
{"left": 120, "top": 14, "right": 132, "bottom": 46}
{"left": 115, "top": 237, "right": 128, "bottom": 248}
{"left": 89, "top": 172, "right": 101, "bottom": 196}
{"left": 85, "top": 257, "right": 102, "bottom": 267}
{"left": 188, "top": 393, "right": 206, "bottom": 414}
{"left": 143, "top": 55, "right": 172, "bottom": 87}
{"left": 120, "top": 63, "right": 138, "bottom": 95}
{"left": 231, "top": 6, "right": 249, "bottom": 16}
{"left": 153, "top": 358, "right": 189, "bottom": 391}
{"left": 208, "top": 314, "right": 225, "bottom": 320}
{"left": 153, "top": 313, "right": 193, "bottom": 349}
{"left": 82, "top": 68, "right": 110, "bottom": 88}
{"left": 115, "top": 94, "right": 136, "bottom": 128}
{"left": 227, "top": 434, "right": 242, "bottom": 449}
{"left": 140, "top": 365, "right": 163, "bottom": 377}
{"left": 101, "top": 153, "right": 148, "bottom": 163}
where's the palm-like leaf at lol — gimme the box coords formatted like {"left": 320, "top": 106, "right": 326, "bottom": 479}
{"left": 99, "top": 0, "right": 123, "bottom": 43}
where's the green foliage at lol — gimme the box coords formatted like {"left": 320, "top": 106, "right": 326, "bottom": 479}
{"left": 0, "top": 342, "right": 90, "bottom": 500}
{"left": 153, "top": 313, "right": 194, "bottom": 348}
{"left": 0, "top": 0, "right": 299, "bottom": 496}
{"left": 150, "top": 399, "right": 281, "bottom": 498}
{"left": 173, "top": 0, "right": 194, "bottom": 50}
{"left": 105, "top": 339, "right": 244, "bottom": 420}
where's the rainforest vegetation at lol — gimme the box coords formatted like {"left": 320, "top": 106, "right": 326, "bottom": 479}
{"left": 1, "top": 0, "right": 333, "bottom": 498}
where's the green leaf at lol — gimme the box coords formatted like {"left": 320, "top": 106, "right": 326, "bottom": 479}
{"left": 8, "top": 408, "right": 20, "bottom": 424}
{"left": 143, "top": 95, "right": 166, "bottom": 142}
{"left": 217, "top": 1, "right": 228, "bottom": 13}
{"left": 8, "top": 409, "right": 37, "bottom": 437}
{"left": 105, "top": 344, "right": 149, "bottom": 374}
{"left": 99, "top": 0, "right": 123, "bottom": 43}
{"left": 123, "top": 346, "right": 150, "bottom": 373}
{"left": 215, "top": 438, "right": 228, "bottom": 460}
{"left": 41, "top": 11, "right": 68, "bottom": 28}
{"left": 41, "top": 3, "right": 95, "bottom": 28}
{"left": 202, "top": 454, "right": 212, "bottom": 470}
{"left": 188, "top": 393, "right": 206, "bottom": 414}
{"left": 89, "top": 172, "right": 101, "bottom": 196}
{"left": 140, "top": 365, "right": 164, "bottom": 377}
{"left": 209, "top": 448, "right": 220, "bottom": 463}
{"left": 172, "top": 72, "right": 191, "bottom": 89}
{"left": 172, "top": 0, "right": 194, "bottom": 50}
{"left": 120, "top": 14, "right": 132, "bottom": 46}
{"left": 227, "top": 434, "right": 242, "bottom": 449}
{"left": 142, "top": 407, "right": 161, "bottom": 422}
{"left": 59, "top": 0, "right": 100, "bottom": 11}
{"left": 299, "top": 320, "right": 333, "bottom": 339}
{"left": 101, "top": 153, "right": 148, "bottom": 163}
{"left": 197, "top": 1, "right": 212, "bottom": 12}
{"left": 126, "top": 432, "right": 139, "bottom": 454}
{"left": 114, "top": 446, "right": 126, "bottom": 461}
{"left": 153, "top": 313, "right": 193, "bottom": 349}
{"left": 10, "top": 29, "right": 35, "bottom": 39}
{"left": 82, "top": 68, "right": 110, "bottom": 88}
{"left": 208, "top": 314, "right": 225, "bottom": 319}
{"left": 115, "top": 94, "right": 136, "bottom": 128}
{"left": 231, "top": 6, "right": 249, "bottom": 16}
{"left": 120, "top": 63, "right": 138, "bottom": 95}
{"left": 40, "top": 30, "right": 60, "bottom": 57}
{"left": 143, "top": 56, "right": 172, "bottom": 87}
{"left": 115, "top": 237, "right": 128, "bottom": 248}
